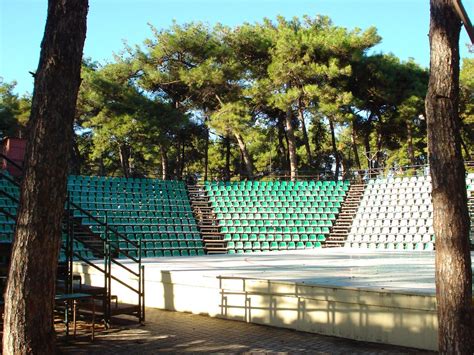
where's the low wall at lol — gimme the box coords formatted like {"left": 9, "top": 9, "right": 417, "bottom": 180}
{"left": 73, "top": 261, "right": 438, "bottom": 351}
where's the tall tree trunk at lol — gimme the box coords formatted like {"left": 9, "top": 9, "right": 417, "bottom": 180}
{"left": 329, "top": 118, "right": 340, "bottom": 181}
{"left": 3, "top": 1, "right": 88, "bottom": 354}
{"left": 177, "top": 137, "right": 185, "bottom": 180}
{"left": 98, "top": 156, "right": 106, "bottom": 176}
{"left": 375, "top": 128, "right": 383, "bottom": 168}
{"left": 118, "top": 143, "right": 131, "bottom": 178}
{"left": 69, "top": 131, "right": 81, "bottom": 175}
{"left": 459, "top": 133, "right": 472, "bottom": 160}
{"left": 406, "top": 120, "right": 416, "bottom": 166}
{"left": 203, "top": 117, "right": 209, "bottom": 181}
{"left": 285, "top": 109, "right": 298, "bottom": 181}
{"left": 277, "top": 116, "right": 288, "bottom": 173}
{"left": 426, "top": 1, "right": 473, "bottom": 353}
{"left": 297, "top": 97, "right": 312, "bottom": 166}
{"left": 351, "top": 121, "right": 362, "bottom": 170}
{"left": 364, "top": 132, "right": 371, "bottom": 171}
{"left": 224, "top": 135, "right": 231, "bottom": 181}
{"left": 160, "top": 144, "right": 168, "bottom": 180}
{"left": 234, "top": 132, "right": 253, "bottom": 179}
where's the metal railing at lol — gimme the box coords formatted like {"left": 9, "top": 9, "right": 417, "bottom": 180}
{"left": 0, "top": 154, "right": 145, "bottom": 323}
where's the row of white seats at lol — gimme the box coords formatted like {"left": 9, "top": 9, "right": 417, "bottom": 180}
{"left": 367, "top": 193, "right": 431, "bottom": 200}
{"left": 353, "top": 218, "right": 432, "bottom": 228}
{"left": 367, "top": 176, "right": 430, "bottom": 184}
{"left": 366, "top": 184, "right": 431, "bottom": 191}
{"left": 344, "top": 242, "right": 434, "bottom": 251}
{"left": 357, "top": 211, "right": 432, "bottom": 219}
{"left": 348, "top": 233, "right": 433, "bottom": 244}
{"left": 350, "top": 226, "right": 434, "bottom": 235}
{"left": 359, "top": 202, "right": 432, "bottom": 212}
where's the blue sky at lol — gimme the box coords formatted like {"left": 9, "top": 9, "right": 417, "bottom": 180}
{"left": 1, "top": 0, "right": 473, "bottom": 95}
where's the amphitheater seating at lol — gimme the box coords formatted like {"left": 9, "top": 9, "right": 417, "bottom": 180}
{"left": 346, "top": 173, "right": 474, "bottom": 250}
{"left": 68, "top": 175, "right": 204, "bottom": 258}
{"left": 206, "top": 180, "right": 349, "bottom": 254}
{"left": 346, "top": 176, "right": 434, "bottom": 250}
{"left": 0, "top": 172, "right": 100, "bottom": 260}
{"left": 0, "top": 173, "right": 19, "bottom": 243}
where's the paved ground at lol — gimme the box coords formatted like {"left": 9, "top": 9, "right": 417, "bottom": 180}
{"left": 59, "top": 308, "right": 433, "bottom": 354}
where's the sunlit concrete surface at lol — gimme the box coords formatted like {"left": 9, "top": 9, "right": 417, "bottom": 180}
{"left": 136, "top": 248, "right": 450, "bottom": 294}
{"left": 74, "top": 249, "right": 474, "bottom": 351}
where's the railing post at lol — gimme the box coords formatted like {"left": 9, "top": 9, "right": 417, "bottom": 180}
{"left": 138, "top": 230, "right": 142, "bottom": 321}
{"left": 66, "top": 191, "right": 73, "bottom": 294}
{"left": 140, "top": 265, "right": 145, "bottom": 322}
{"left": 104, "top": 211, "right": 111, "bottom": 324}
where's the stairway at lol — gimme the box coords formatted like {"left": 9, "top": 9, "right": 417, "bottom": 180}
{"left": 325, "top": 183, "right": 366, "bottom": 247}
{"left": 0, "top": 166, "right": 144, "bottom": 325}
{"left": 66, "top": 213, "right": 105, "bottom": 258}
{"left": 187, "top": 184, "right": 227, "bottom": 254}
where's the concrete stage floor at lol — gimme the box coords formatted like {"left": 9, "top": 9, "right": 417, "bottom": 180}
{"left": 76, "top": 249, "right": 474, "bottom": 351}
{"left": 137, "top": 248, "right": 470, "bottom": 295}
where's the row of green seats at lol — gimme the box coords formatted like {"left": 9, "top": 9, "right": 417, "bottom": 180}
{"left": 213, "top": 205, "right": 339, "bottom": 213}
{"left": 0, "top": 233, "right": 13, "bottom": 242}
{"left": 218, "top": 212, "right": 337, "bottom": 223}
{"left": 84, "top": 217, "right": 197, "bottom": 226}
{"left": 0, "top": 198, "right": 17, "bottom": 208}
{"left": 118, "top": 233, "right": 201, "bottom": 241}
{"left": 0, "top": 224, "right": 14, "bottom": 233}
{"left": 221, "top": 226, "right": 331, "bottom": 234}
{"left": 206, "top": 180, "right": 348, "bottom": 187}
{"left": 217, "top": 212, "right": 337, "bottom": 220}
{"left": 119, "top": 240, "right": 204, "bottom": 250}
{"left": 224, "top": 234, "right": 326, "bottom": 242}
{"left": 75, "top": 209, "right": 194, "bottom": 219}
{"left": 219, "top": 219, "right": 333, "bottom": 228}
{"left": 0, "top": 214, "right": 15, "bottom": 223}
{"left": 69, "top": 187, "right": 188, "bottom": 195}
{"left": 87, "top": 223, "right": 199, "bottom": 233}
{"left": 68, "top": 185, "right": 187, "bottom": 193}
{"left": 227, "top": 241, "right": 322, "bottom": 251}
{"left": 75, "top": 199, "right": 191, "bottom": 207}
{"left": 209, "top": 187, "right": 347, "bottom": 195}
{"left": 71, "top": 194, "right": 189, "bottom": 204}
{"left": 210, "top": 196, "right": 344, "bottom": 203}
{"left": 120, "top": 249, "right": 205, "bottom": 258}
{"left": 77, "top": 203, "right": 191, "bottom": 212}
{"left": 212, "top": 201, "right": 342, "bottom": 209}
{"left": 0, "top": 187, "right": 18, "bottom": 195}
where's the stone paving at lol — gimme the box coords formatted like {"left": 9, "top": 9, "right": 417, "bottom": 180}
{"left": 59, "top": 308, "right": 433, "bottom": 354}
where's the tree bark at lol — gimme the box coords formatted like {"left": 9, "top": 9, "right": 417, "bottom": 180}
{"left": 329, "top": 118, "right": 340, "bottom": 181}
{"left": 234, "top": 132, "right": 253, "bottom": 180}
{"left": 224, "top": 135, "right": 231, "bottom": 181}
{"left": 176, "top": 134, "right": 186, "bottom": 180}
{"left": 118, "top": 143, "right": 131, "bottom": 178}
{"left": 364, "top": 131, "right": 371, "bottom": 170}
{"left": 406, "top": 119, "right": 416, "bottom": 166}
{"left": 285, "top": 109, "right": 298, "bottom": 181}
{"left": 203, "top": 117, "right": 209, "bottom": 181}
{"left": 160, "top": 144, "right": 168, "bottom": 180}
{"left": 297, "top": 97, "right": 312, "bottom": 166}
{"left": 3, "top": 1, "right": 88, "bottom": 354}
{"left": 277, "top": 115, "right": 288, "bottom": 173}
{"left": 459, "top": 132, "right": 472, "bottom": 160}
{"left": 426, "top": 1, "right": 473, "bottom": 353}
{"left": 69, "top": 131, "right": 82, "bottom": 175}
{"left": 351, "top": 121, "right": 362, "bottom": 170}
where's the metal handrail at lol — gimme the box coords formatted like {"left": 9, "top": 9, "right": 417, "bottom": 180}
{"left": 0, "top": 161, "right": 144, "bottom": 322}
{"left": 0, "top": 152, "right": 23, "bottom": 171}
